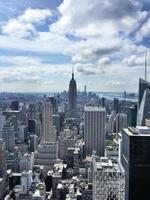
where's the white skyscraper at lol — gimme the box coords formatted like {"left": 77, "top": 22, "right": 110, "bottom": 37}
{"left": 34, "top": 98, "right": 58, "bottom": 175}
{"left": 42, "top": 99, "right": 56, "bottom": 143}
{"left": 84, "top": 107, "right": 106, "bottom": 156}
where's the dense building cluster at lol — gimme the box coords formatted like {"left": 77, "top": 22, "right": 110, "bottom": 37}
{"left": 0, "top": 73, "right": 149, "bottom": 200}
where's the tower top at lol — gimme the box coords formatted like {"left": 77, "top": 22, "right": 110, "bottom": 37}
{"left": 145, "top": 52, "right": 147, "bottom": 81}
{"left": 72, "top": 66, "right": 74, "bottom": 79}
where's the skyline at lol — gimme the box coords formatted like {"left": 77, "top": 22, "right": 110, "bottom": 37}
{"left": 0, "top": 0, "right": 150, "bottom": 92}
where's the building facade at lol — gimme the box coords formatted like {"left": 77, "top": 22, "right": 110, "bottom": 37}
{"left": 84, "top": 107, "right": 106, "bottom": 156}
{"left": 68, "top": 70, "right": 77, "bottom": 117}
{"left": 92, "top": 156, "right": 125, "bottom": 200}
{"left": 121, "top": 126, "right": 150, "bottom": 200}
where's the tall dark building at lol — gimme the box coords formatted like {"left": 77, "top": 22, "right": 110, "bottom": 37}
{"left": 113, "top": 98, "right": 120, "bottom": 114}
{"left": 101, "top": 97, "right": 106, "bottom": 107}
{"left": 120, "top": 126, "right": 150, "bottom": 200}
{"left": 28, "top": 119, "right": 36, "bottom": 134}
{"left": 127, "top": 105, "right": 137, "bottom": 127}
{"left": 68, "top": 70, "right": 77, "bottom": 117}
{"left": 10, "top": 100, "right": 19, "bottom": 111}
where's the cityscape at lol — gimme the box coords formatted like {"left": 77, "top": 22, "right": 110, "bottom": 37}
{"left": 0, "top": 0, "right": 149, "bottom": 200}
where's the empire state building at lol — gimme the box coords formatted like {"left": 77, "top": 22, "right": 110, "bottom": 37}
{"left": 69, "top": 69, "right": 77, "bottom": 117}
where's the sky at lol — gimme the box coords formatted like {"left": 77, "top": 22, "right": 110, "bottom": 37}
{"left": 0, "top": 0, "right": 149, "bottom": 92}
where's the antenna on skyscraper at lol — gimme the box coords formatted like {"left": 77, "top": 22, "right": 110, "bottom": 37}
{"left": 72, "top": 66, "right": 74, "bottom": 79}
{"left": 145, "top": 52, "right": 147, "bottom": 81}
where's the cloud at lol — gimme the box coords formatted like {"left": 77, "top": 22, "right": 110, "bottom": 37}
{"left": 0, "top": 0, "right": 149, "bottom": 92}
{"left": 98, "top": 57, "right": 111, "bottom": 65}
{"left": 0, "top": 62, "right": 73, "bottom": 92}
{"left": 135, "top": 17, "right": 150, "bottom": 41}
{"left": 51, "top": 0, "right": 143, "bottom": 37}
{"left": 0, "top": 32, "right": 73, "bottom": 54}
{"left": 19, "top": 8, "right": 52, "bottom": 24}
{"left": 76, "top": 63, "right": 96, "bottom": 75}
{"left": 123, "top": 55, "right": 145, "bottom": 66}
{"left": 2, "top": 8, "right": 52, "bottom": 38}
{"left": 68, "top": 36, "right": 122, "bottom": 62}
{"left": 0, "top": 56, "right": 41, "bottom": 66}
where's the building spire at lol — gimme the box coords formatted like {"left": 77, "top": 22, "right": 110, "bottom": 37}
{"left": 72, "top": 66, "right": 74, "bottom": 79}
{"left": 145, "top": 52, "right": 147, "bottom": 81}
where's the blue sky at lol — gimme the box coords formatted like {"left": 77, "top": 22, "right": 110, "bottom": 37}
{"left": 0, "top": 0, "right": 149, "bottom": 92}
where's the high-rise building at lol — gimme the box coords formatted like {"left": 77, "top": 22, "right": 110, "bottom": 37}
{"left": 42, "top": 99, "right": 56, "bottom": 143}
{"left": 84, "top": 85, "right": 87, "bottom": 95}
{"left": 84, "top": 107, "right": 106, "bottom": 156}
{"left": 53, "top": 114, "right": 61, "bottom": 132}
{"left": 28, "top": 103, "right": 37, "bottom": 120}
{"left": 5, "top": 149, "right": 20, "bottom": 172}
{"left": 101, "top": 97, "right": 106, "bottom": 108}
{"left": 113, "top": 98, "right": 120, "bottom": 114}
{"left": 10, "top": 100, "right": 19, "bottom": 111}
{"left": 28, "top": 119, "right": 36, "bottom": 134}
{"left": 137, "top": 78, "right": 150, "bottom": 125}
{"left": 29, "top": 134, "right": 38, "bottom": 152}
{"left": 2, "top": 122, "right": 15, "bottom": 152}
{"left": 120, "top": 126, "right": 150, "bottom": 200}
{"left": 48, "top": 97, "right": 57, "bottom": 114}
{"left": 0, "top": 139, "right": 6, "bottom": 177}
{"left": 108, "top": 111, "right": 116, "bottom": 133}
{"left": 92, "top": 155, "right": 125, "bottom": 200}
{"left": 34, "top": 98, "right": 58, "bottom": 175}
{"left": 68, "top": 69, "right": 77, "bottom": 117}
{"left": 138, "top": 78, "right": 150, "bottom": 108}
{"left": 137, "top": 88, "right": 150, "bottom": 125}
{"left": 0, "top": 113, "right": 6, "bottom": 136}
{"left": 116, "top": 113, "right": 127, "bottom": 139}
{"left": 127, "top": 105, "right": 137, "bottom": 127}
{"left": 20, "top": 153, "right": 34, "bottom": 172}
{"left": 21, "top": 170, "right": 33, "bottom": 193}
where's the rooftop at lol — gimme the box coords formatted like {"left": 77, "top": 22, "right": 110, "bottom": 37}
{"left": 124, "top": 126, "right": 150, "bottom": 136}
{"left": 94, "top": 157, "right": 124, "bottom": 173}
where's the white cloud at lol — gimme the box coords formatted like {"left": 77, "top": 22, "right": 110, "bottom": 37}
{"left": 51, "top": 0, "right": 143, "bottom": 37}
{"left": 0, "top": 56, "right": 41, "bottom": 66}
{"left": 135, "top": 18, "right": 150, "bottom": 41}
{"left": 2, "top": 19, "right": 36, "bottom": 38}
{"left": 2, "top": 8, "right": 52, "bottom": 38}
{"left": 0, "top": 32, "right": 73, "bottom": 54}
{"left": 123, "top": 55, "right": 145, "bottom": 66}
{"left": 19, "top": 8, "right": 52, "bottom": 24}
{"left": 98, "top": 57, "right": 111, "bottom": 65}
{"left": 75, "top": 63, "right": 96, "bottom": 75}
{"left": 0, "top": 0, "right": 148, "bottom": 92}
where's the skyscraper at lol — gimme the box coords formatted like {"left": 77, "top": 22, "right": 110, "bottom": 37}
{"left": 0, "top": 139, "right": 6, "bottom": 177}
{"left": 42, "top": 98, "right": 56, "bottom": 143}
{"left": 84, "top": 107, "right": 106, "bottom": 156}
{"left": 127, "top": 105, "right": 137, "bottom": 127}
{"left": 138, "top": 78, "right": 150, "bottom": 108}
{"left": 137, "top": 78, "right": 150, "bottom": 125}
{"left": 120, "top": 126, "right": 150, "bottom": 200}
{"left": 2, "top": 122, "right": 15, "bottom": 152}
{"left": 113, "top": 98, "right": 120, "bottom": 114}
{"left": 34, "top": 98, "right": 58, "bottom": 175}
{"left": 68, "top": 69, "right": 77, "bottom": 117}
{"left": 116, "top": 113, "right": 127, "bottom": 139}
